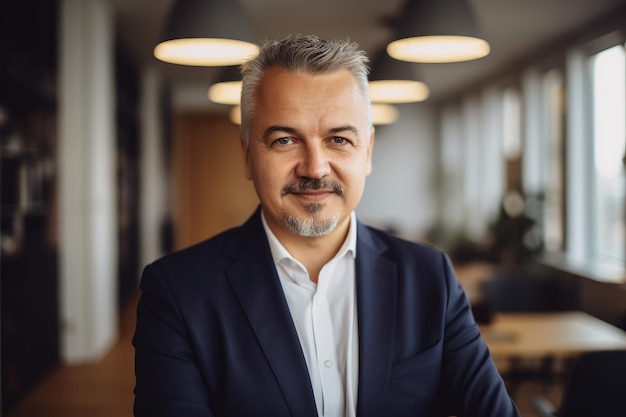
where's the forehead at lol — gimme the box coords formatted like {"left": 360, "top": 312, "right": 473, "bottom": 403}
{"left": 251, "top": 67, "right": 370, "bottom": 135}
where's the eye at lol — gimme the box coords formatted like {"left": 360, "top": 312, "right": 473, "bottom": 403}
{"left": 274, "top": 137, "right": 293, "bottom": 145}
{"left": 330, "top": 136, "right": 348, "bottom": 145}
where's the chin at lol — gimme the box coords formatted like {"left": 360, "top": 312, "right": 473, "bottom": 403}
{"left": 286, "top": 216, "right": 339, "bottom": 238}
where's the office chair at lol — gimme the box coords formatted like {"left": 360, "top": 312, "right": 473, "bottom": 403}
{"left": 531, "top": 350, "right": 626, "bottom": 417}
{"left": 479, "top": 269, "right": 561, "bottom": 397}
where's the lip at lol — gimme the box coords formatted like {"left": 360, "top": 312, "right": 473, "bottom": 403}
{"left": 288, "top": 190, "right": 336, "bottom": 202}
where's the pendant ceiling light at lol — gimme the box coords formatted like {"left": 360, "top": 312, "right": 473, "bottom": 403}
{"left": 368, "top": 49, "right": 429, "bottom": 103}
{"left": 229, "top": 106, "right": 242, "bottom": 125}
{"left": 154, "top": 0, "right": 259, "bottom": 66}
{"left": 387, "top": 0, "right": 490, "bottom": 63}
{"left": 208, "top": 65, "right": 242, "bottom": 104}
{"left": 371, "top": 104, "right": 399, "bottom": 125}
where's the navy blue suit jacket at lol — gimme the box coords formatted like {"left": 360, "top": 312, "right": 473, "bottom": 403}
{"left": 133, "top": 208, "right": 519, "bottom": 416}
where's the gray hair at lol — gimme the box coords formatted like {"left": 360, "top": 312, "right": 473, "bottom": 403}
{"left": 239, "top": 34, "right": 371, "bottom": 145}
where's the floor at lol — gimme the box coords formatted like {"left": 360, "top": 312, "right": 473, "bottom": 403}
{"left": 6, "top": 291, "right": 563, "bottom": 417}
{"left": 6, "top": 293, "right": 138, "bottom": 417}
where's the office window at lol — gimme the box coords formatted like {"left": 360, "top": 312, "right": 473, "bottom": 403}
{"left": 522, "top": 67, "right": 566, "bottom": 254}
{"left": 502, "top": 87, "right": 522, "bottom": 162}
{"left": 440, "top": 106, "right": 466, "bottom": 242}
{"left": 439, "top": 92, "right": 507, "bottom": 246}
{"left": 590, "top": 44, "right": 625, "bottom": 266}
{"left": 462, "top": 95, "right": 483, "bottom": 240}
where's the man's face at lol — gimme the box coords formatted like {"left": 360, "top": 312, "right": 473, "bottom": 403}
{"left": 243, "top": 66, "right": 374, "bottom": 241}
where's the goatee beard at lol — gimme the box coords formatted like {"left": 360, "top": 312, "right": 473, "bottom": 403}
{"left": 281, "top": 178, "right": 343, "bottom": 237}
{"left": 283, "top": 209, "right": 339, "bottom": 237}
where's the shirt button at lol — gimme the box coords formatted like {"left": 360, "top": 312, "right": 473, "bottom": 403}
{"left": 324, "top": 360, "right": 333, "bottom": 368}
{"left": 315, "top": 297, "right": 325, "bottom": 305}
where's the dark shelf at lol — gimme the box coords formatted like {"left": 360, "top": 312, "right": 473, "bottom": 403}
{"left": 1, "top": 0, "right": 60, "bottom": 413}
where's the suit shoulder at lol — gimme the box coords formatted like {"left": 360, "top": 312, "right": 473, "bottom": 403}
{"left": 149, "top": 226, "right": 239, "bottom": 274}
{"left": 364, "top": 225, "right": 446, "bottom": 259}
{"left": 360, "top": 225, "right": 455, "bottom": 279}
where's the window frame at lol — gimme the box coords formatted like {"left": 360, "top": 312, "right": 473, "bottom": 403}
{"left": 563, "top": 31, "right": 626, "bottom": 279}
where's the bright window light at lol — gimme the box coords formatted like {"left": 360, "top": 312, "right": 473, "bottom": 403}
{"left": 592, "top": 44, "right": 626, "bottom": 265}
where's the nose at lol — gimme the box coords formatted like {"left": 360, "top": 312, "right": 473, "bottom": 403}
{"left": 296, "top": 142, "right": 331, "bottom": 179}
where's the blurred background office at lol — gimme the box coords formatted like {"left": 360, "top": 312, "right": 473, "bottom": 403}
{"left": 2, "top": 0, "right": 626, "bottom": 415}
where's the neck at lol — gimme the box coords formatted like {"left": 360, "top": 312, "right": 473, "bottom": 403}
{"left": 274, "top": 217, "right": 351, "bottom": 284}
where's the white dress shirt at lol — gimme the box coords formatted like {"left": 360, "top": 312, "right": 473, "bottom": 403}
{"left": 262, "top": 212, "right": 359, "bottom": 417}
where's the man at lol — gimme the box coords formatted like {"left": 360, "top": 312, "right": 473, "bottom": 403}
{"left": 133, "top": 34, "right": 520, "bottom": 417}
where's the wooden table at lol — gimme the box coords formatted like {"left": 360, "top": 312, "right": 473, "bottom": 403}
{"left": 480, "top": 311, "right": 626, "bottom": 373}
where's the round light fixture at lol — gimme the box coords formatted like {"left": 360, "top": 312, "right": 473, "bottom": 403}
{"left": 368, "top": 48, "right": 430, "bottom": 103}
{"left": 369, "top": 80, "right": 429, "bottom": 103}
{"left": 154, "top": 0, "right": 259, "bottom": 66}
{"left": 229, "top": 106, "right": 241, "bottom": 125}
{"left": 371, "top": 104, "right": 399, "bottom": 125}
{"left": 208, "top": 80, "right": 242, "bottom": 105}
{"left": 155, "top": 39, "right": 258, "bottom": 66}
{"left": 387, "top": 36, "right": 490, "bottom": 63}
{"left": 387, "top": 0, "right": 490, "bottom": 63}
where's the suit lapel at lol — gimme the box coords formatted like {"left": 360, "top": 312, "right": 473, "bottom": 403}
{"left": 355, "top": 223, "right": 398, "bottom": 415}
{"left": 225, "top": 209, "right": 318, "bottom": 417}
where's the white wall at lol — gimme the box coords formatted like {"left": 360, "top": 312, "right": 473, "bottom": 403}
{"left": 357, "top": 102, "right": 437, "bottom": 241}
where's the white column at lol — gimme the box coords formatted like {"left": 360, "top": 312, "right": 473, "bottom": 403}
{"left": 58, "top": 0, "right": 118, "bottom": 363}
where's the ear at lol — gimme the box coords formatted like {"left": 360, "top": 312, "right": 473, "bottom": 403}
{"left": 365, "top": 127, "right": 375, "bottom": 176}
{"left": 241, "top": 133, "right": 253, "bottom": 180}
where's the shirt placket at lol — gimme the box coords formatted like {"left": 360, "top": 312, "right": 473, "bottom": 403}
{"left": 312, "top": 261, "right": 343, "bottom": 417}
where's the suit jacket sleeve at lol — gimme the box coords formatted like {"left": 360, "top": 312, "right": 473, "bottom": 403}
{"left": 133, "top": 263, "right": 214, "bottom": 417}
{"left": 354, "top": 224, "right": 519, "bottom": 416}
{"left": 132, "top": 211, "right": 318, "bottom": 417}
{"left": 437, "top": 253, "right": 520, "bottom": 416}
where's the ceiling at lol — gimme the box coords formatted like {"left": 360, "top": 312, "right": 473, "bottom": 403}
{"left": 111, "top": 0, "right": 626, "bottom": 109}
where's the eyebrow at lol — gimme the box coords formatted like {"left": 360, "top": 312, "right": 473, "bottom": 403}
{"left": 262, "top": 125, "right": 359, "bottom": 140}
{"left": 329, "top": 126, "right": 359, "bottom": 135}
{"left": 263, "top": 126, "right": 297, "bottom": 140}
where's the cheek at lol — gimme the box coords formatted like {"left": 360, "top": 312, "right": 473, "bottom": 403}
{"left": 252, "top": 159, "right": 288, "bottom": 191}
{"left": 339, "top": 162, "right": 369, "bottom": 194}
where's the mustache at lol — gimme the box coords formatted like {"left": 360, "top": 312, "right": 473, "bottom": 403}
{"left": 281, "top": 178, "right": 344, "bottom": 197}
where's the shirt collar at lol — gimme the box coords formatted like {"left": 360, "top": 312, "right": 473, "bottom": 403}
{"left": 261, "top": 210, "right": 358, "bottom": 265}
